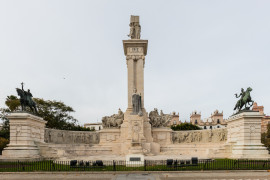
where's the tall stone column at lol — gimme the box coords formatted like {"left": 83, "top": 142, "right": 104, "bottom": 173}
{"left": 124, "top": 41, "right": 148, "bottom": 112}
{"left": 120, "top": 16, "right": 156, "bottom": 156}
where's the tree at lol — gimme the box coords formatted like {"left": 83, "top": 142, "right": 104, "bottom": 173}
{"left": 0, "top": 108, "right": 10, "bottom": 139}
{"left": 0, "top": 95, "right": 93, "bottom": 140}
{"left": 0, "top": 137, "right": 9, "bottom": 155}
{"left": 171, "top": 123, "right": 201, "bottom": 131}
{"left": 261, "top": 124, "right": 270, "bottom": 153}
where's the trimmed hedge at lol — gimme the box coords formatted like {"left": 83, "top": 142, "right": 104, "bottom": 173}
{"left": 171, "top": 123, "right": 201, "bottom": 131}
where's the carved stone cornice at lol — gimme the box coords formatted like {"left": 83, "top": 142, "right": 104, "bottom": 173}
{"left": 123, "top": 39, "right": 148, "bottom": 56}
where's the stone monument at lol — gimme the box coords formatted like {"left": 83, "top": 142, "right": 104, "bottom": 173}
{"left": 2, "top": 84, "right": 46, "bottom": 159}
{"left": 227, "top": 111, "right": 269, "bottom": 159}
{"left": 121, "top": 16, "right": 158, "bottom": 160}
{"left": 2, "top": 113, "right": 46, "bottom": 159}
{"left": 227, "top": 88, "right": 268, "bottom": 159}
{"left": 2, "top": 17, "right": 269, "bottom": 162}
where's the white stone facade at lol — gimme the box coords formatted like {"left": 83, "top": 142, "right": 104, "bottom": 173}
{"left": 84, "top": 123, "right": 103, "bottom": 131}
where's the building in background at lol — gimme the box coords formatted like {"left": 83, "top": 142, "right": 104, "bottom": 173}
{"left": 84, "top": 103, "right": 270, "bottom": 132}
{"left": 168, "top": 112, "right": 181, "bottom": 126}
{"left": 84, "top": 123, "right": 103, "bottom": 131}
{"left": 252, "top": 102, "right": 270, "bottom": 133}
{"left": 190, "top": 110, "right": 227, "bottom": 129}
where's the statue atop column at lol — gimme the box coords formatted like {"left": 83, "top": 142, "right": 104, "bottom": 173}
{"left": 132, "top": 88, "right": 142, "bottom": 115}
{"left": 128, "top": 15, "right": 141, "bottom": 39}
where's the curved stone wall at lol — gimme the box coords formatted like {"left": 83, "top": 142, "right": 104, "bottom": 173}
{"left": 172, "top": 128, "right": 227, "bottom": 143}
{"left": 44, "top": 128, "right": 100, "bottom": 144}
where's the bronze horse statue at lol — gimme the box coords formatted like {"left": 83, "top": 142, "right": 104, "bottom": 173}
{"left": 234, "top": 87, "right": 254, "bottom": 112}
{"left": 16, "top": 88, "right": 38, "bottom": 114}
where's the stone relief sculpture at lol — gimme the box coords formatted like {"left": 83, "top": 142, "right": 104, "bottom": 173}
{"left": 149, "top": 108, "right": 173, "bottom": 127}
{"left": 128, "top": 15, "right": 141, "bottom": 39}
{"left": 102, "top": 108, "right": 124, "bottom": 128}
{"left": 44, "top": 128, "right": 99, "bottom": 144}
{"left": 218, "top": 129, "right": 226, "bottom": 141}
{"left": 15, "top": 125, "right": 22, "bottom": 144}
{"left": 208, "top": 130, "right": 213, "bottom": 142}
{"left": 172, "top": 128, "right": 227, "bottom": 144}
{"left": 132, "top": 121, "right": 141, "bottom": 143}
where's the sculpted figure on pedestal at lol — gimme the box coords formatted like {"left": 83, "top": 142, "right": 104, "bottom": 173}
{"left": 128, "top": 15, "right": 141, "bottom": 39}
{"left": 234, "top": 87, "right": 254, "bottom": 112}
{"left": 132, "top": 89, "right": 142, "bottom": 115}
{"left": 16, "top": 82, "right": 38, "bottom": 114}
{"left": 102, "top": 108, "right": 124, "bottom": 128}
{"left": 149, "top": 108, "right": 173, "bottom": 127}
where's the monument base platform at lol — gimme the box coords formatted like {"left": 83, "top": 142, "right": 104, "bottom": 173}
{"left": 231, "top": 145, "right": 269, "bottom": 159}
{"left": 2, "top": 145, "right": 41, "bottom": 159}
{"left": 1, "top": 113, "right": 46, "bottom": 159}
{"left": 227, "top": 111, "right": 270, "bottom": 159}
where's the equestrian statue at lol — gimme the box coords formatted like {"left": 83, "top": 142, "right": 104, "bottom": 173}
{"left": 16, "top": 82, "right": 38, "bottom": 114}
{"left": 233, "top": 87, "right": 254, "bottom": 112}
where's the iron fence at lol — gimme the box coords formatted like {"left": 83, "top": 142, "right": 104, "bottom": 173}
{"left": 0, "top": 159, "right": 270, "bottom": 172}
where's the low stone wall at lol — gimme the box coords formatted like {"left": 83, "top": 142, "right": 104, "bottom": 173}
{"left": 172, "top": 128, "right": 227, "bottom": 144}
{"left": 44, "top": 128, "right": 100, "bottom": 144}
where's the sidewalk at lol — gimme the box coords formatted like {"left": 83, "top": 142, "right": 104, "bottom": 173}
{"left": 1, "top": 171, "right": 270, "bottom": 180}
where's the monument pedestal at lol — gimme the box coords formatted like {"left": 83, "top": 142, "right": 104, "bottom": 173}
{"left": 120, "top": 108, "right": 158, "bottom": 155}
{"left": 2, "top": 113, "right": 46, "bottom": 159}
{"left": 227, "top": 111, "right": 269, "bottom": 159}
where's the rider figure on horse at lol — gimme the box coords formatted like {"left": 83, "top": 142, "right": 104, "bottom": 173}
{"left": 234, "top": 87, "right": 254, "bottom": 112}
{"left": 17, "top": 82, "right": 38, "bottom": 114}
{"left": 21, "top": 83, "right": 32, "bottom": 102}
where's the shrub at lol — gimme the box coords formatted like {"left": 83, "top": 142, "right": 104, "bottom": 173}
{"left": 171, "top": 123, "right": 201, "bottom": 131}
{"left": 261, "top": 124, "right": 270, "bottom": 153}
{"left": 0, "top": 137, "right": 9, "bottom": 155}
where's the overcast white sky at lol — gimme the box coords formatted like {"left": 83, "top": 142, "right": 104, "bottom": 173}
{"left": 0, "top": 0, "right": 270, "bottom": 125}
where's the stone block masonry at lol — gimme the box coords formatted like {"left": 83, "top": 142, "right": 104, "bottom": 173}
{"left": 2, "top": 113, "right": 46, "bottom": 159}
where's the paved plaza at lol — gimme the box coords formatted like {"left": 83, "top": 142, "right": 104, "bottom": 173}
{"left": 1, "top": 171, "right": 270, "bottom": 180}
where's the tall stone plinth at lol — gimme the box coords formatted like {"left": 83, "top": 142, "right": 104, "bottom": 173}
{"left": 226, "top": 111, "right": 269, "bottom": 159}
{"left": 120, "top": 110, "right": 154, "bottom": 155}
{"left": 2, "top": 113, "right": 46, "bottom": 159}
{"left": 121, "top": 37, "right": 155, "bottom": 156}
{"left": 99, "top": 128, "right": 122, "bottom": 154}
